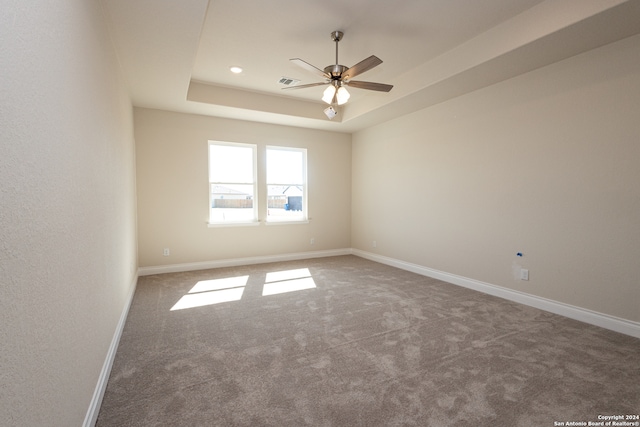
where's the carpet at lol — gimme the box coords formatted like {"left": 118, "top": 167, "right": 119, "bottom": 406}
{"left": 96, "top": 255, "right": 640, "bottom": 426}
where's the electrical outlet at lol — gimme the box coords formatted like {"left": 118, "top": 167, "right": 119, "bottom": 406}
{"left": 310, "top": 238, "right": 315, "bottom": 245}
{"left": 520, "top": 268, "right": 529, "bottom": 281}
{"left": 163, "top": 248, "right": 170, "bottom": 256}
{"left": 373, "top": 240, "right": 377, "bottom": 248}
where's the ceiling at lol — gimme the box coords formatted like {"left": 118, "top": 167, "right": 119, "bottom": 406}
{"left": 100, "top": 0, "right": 640, "bottom": 133}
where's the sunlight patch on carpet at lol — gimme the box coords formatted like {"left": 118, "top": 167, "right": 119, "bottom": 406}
{"left": 170, "top": 269, "right": 317, "bottom": 310}
{"left": 170, "top": 276, "right": 249, "bottom": 310}
{"left": 263, "top": 268, "right": 316, "bottom": 296}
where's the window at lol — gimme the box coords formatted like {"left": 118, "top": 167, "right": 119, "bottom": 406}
{"left": 208, "top": 142, "right": 257, "bottom": 224}
{"left": 266, "top": 146, "right": 307, "bottom": 222}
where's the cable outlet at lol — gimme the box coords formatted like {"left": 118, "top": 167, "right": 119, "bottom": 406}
{"left": 163, "top": 248, "right": 170, "bottom": 256}
{"left": 520, "top": 268, "right": 529, "bottom": 281}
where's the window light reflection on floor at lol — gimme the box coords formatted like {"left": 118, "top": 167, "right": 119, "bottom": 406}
{"left": 170, "top": 275, "right": 249, "bottom": 311}
{"left": 262, "top": 268, "right": 316, "bottom": 296}
{"left": 169, "top": 269, "right": 318, "bottom": 311}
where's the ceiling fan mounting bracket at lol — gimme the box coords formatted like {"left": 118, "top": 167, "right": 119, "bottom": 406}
{"left": 330, "top": 31, "right": 344, "bottom": 43}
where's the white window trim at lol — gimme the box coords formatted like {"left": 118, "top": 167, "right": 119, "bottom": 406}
{"left": 265, "top": 145, "right": 308, "bottom": 223}
{"left": 208, "top": 141, "right": 258, "bottom": 226}
{"left": 207, "top": 221, "right": 260, "bottom": 228}
{"left": 265, "top": 220, "right": 310, "bottom": 226}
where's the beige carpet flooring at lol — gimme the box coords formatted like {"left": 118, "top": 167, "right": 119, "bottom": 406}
{"left": 96, "top": 255, "right": 640, "bottom": 426}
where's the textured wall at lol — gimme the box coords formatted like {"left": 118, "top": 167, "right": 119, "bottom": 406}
{"left": 135, "top": 108, "right": 352, "bottom": 268}
{"left": 352, "top": 35, "right": 640, "bottom": 323}
{"left": 0, "top": 1, "right": 138, "bottom": 425}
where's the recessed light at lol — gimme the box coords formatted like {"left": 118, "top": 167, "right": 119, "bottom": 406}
{"left": 230, "top": 66, "right": 243, "bottom": 74}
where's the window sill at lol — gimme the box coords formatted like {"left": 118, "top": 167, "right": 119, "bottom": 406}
{"left": 207, "top": 219, "right": 310, "bottom": 227}
{"left": 265, "top": 219, "right": 310, "bottom": 226}
{"left": 207, "top": 221, "right": 260, "bottom": 228}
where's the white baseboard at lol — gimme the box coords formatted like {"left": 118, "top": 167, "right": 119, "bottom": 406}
{"left": 352, "top": 249, "right": 640, "bottom": 339}
{"left": 138, "top": 248, "right": 352, "bottom": 276}
{"left": 140, "top": 248, "right": 639, "bottom": 338}
{"left": 83, "top": 273, "right": 138, "bottom": 427}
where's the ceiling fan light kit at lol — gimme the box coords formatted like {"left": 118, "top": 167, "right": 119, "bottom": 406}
{"left": 336, "top": 86, "right": 350, "bottom": 104}
{"left": 321, "top": 82, "right": 351, "bottom": 105}
{"left": 284, "top": 30, "right": 393, "bottom": 118}
{"left": 322, "top": 85, "right": 336, "bottom": 104}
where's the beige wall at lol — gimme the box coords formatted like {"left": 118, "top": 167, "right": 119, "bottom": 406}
{"left": 352, "top": 35, "right": 640, "bottom": 323}
{"left": 0, "top": 1, "right": 138, "bottom": 425}
{"left": 135, "top": 108, "right": 352, "bottom": 268}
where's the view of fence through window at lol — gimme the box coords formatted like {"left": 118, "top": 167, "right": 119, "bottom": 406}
{"left": 266, "top": 146, "right": 306, "bottom": 222}
{"left": 209, "top": 142, "right": 257, "bottom": 223}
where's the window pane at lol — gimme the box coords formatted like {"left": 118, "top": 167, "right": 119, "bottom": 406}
{"left": 266, "top": 146, "right": 306, "bottom": 222}
{"left": 211, "top": 183, "right": 254, "bottom": 222}
{"left": 209, "top": 142, "right": 257, "bottom": 224}
{"left": 266, "top": 149, "right": 303, "bottom": 184}
{"left": 267, "top": 185, "right": 303, "bottom": 221}
{"left": 210, "top": 144, "right": 254, "bottom": 183}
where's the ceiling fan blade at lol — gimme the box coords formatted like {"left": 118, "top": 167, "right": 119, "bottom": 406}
{"left": 343, "top": 55, "right": 383, "bottom": 80}
{"left": 281, "top": 82, "right": 329, "bottom": 90}
{"left": 346, "top": 80, "right": 393, "bottom": 92}
{"left": 290, "top": 58, "right": 331, "bottom": 79}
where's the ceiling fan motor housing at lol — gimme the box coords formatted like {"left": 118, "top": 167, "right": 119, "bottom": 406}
{"left": 324, "top": 64, "right": 348, "bottom": 79}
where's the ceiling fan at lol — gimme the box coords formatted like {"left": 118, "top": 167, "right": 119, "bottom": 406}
{"left": 283, "top": 31, "right": 393, "bottom": 106}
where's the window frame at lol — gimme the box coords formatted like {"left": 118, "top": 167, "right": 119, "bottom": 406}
{"left": 265, "top": 145, "right": 308, "bottom": 224}
{"left": 208, "top": 141, "right": 258, "bottom": 227}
